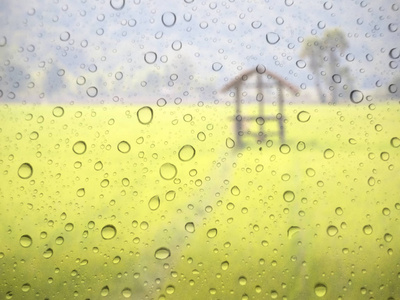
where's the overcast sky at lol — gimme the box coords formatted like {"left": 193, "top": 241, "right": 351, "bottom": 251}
{"left": 0, "top": 0, "right": 398, "bottom": 104}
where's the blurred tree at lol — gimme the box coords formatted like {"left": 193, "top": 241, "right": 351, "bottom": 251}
{"left": 300, "top": 36, "right": 326, "bottom": 103}
{"left": 300, "top": 28, "right": 350, "bottom": 104}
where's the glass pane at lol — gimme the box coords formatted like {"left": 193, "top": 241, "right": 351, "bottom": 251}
{"left": 1, "top": 1, "right": 399, "bottom": 299}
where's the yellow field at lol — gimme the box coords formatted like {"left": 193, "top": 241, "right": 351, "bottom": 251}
{"left": 1, "top": 102, "right": 399, "bottom": 299}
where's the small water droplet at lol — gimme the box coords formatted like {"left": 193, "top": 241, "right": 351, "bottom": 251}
{"left": 239, "top": 276, "right": 247, "bottom": 286}
{"left": 155, "top": 247, "right": 171, "bottom": 260}
{"left": 221, "top": 261, "right": 229, "bottom": 270}
{"left": 117, "top": 141, "right": 131, "bottom": 153}
{"left": 226, "top": 138, "right": 235, "bottom": 148}
{"left": 60, "top": 31, "right": 70, "bottom": 41}
{"left": 297, "top": 111, "right": 310, "bottom": 122}
{"left": 18, "top": 163, "right": 33, "bottom": 179}
{"left": 21, "top": 283, "right": 31, "bottom": 292}
{"left": 178, "top": 145, "right": 196, "bottom": 161}
{"left": 160, "top": 163, "right": 177, "bottom": 180}
{"left": 121, "top": 288, "right": 132, "bottom": 298}
{"left": 384, "top": 233, "right": 393, "bottom": 242}
{"left": 86, "top": 86, "right": 98, "bottom": 97}
{"left": 76, "top": 188, "right": 85, "bottom": 197}
{"left": 101, "top": 225, "right": 117, "bottom": 240}
{"left": 19, "top": 235, "right": 33, "bottom": 248}
{"left": 207, "top": 228, "right": 218, "bottom": 238}
{"left": 390, "top": 137, "right": 400, "bottom": 148}
{"left": 94, "top": 161, "right": 103, "bottom": 170}
{"left": 266, "top": 32, "right": 280, "bottom": 44}
{"left": 197, "top": 131, "right": 206, "bottom": 141}
{"left": 279, "top": 144, "right": 291, "bottom": 154}
{"left": 165, "top": 190, "right": 176, "bottom": 201}
{"left": 101, "top": 286, "right": 109, "bottom": 296}
{"left": 185, "top": 222, "right": 195, "bottom": 233}
{"left": 73, "top": 141, "right": 87, "bottom": 154}
{"left": 314, "top": 283, "right": 327, "bottom": 297}
{"left": 137, "top": 106, "right": 153, "bottom": 124}
{"left": 212, "top": 62, "right": 223, "bottom": 71}
{"left": 148, "top": 195, "right": 160, "bottom": 211}
{"left": 283, "top": 191, "right": 295, "bottom": 202}
{"left": 251, "top": 21, "right": 262, "bottom": 29}
{"left": 297, "top": 141, "right": 306, "bottom": 151}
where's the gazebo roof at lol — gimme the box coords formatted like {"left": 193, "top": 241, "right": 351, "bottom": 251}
{"left": 221, "top": 66, "right": 299, "bottom": 94}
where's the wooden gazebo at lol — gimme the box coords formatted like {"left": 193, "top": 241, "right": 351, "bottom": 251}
{"left": 221, "top": 66, "right": 298, "bottom": 147}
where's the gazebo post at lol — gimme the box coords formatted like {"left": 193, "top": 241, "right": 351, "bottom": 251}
{"left": 277, "top": 83, "right": 285, "bottom": 143}
{"left": 235, "top": 85, "right": 243, "bottom": 147}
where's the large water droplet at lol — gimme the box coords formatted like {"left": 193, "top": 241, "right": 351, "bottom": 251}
{"left": 160, "top": 163, "right": 177, "bottom": 180}
{"left": 18, "top": 163, "right": 33, "bottom": 179}
{"left": 165, "top": 190, "right": 176, "bottom": 201}
{"left": 283, "top": 191, "right": 295, "bottom": 202}
{"left": 137, "top": 106, "right": 153, "bottom": 124}
{"left": 350, "top": 90, "right": 364, "bottom": 104}
{"left": 52, "top": 106, "right": 64, "bottom": 117}
{"left": 86, "top": 86, "right": 98, "bottom": 97}
{"left": 314, "top": 283, "right": 327, "bottom": 297}
{"left": 101, "top": 225, "right": 117, "bottom": 240}
{"left": 148, "top": 195, "right": 160, "bottom": 211}
{"left": 178, "top": 145, "right": 196, "bottom": 161}
{"left": 43, "top": 248, "right": 53, "bottom": 259}
{"left": 117, "top": 141, "right": 131, "bottom": 153}
{"left": 207, "top": 228, "right": 218, "bottom": 238}
{"left": 297, "top": 111, "right": 310, "bottom": 122}
{"left": 323, "top": 148, "right": 335, "bottom": 159}
{"left": 231, "top": 186, "right": 240, "bottom": 196}
{"left": 185, "top": 222, "right": 195, "bottom": 233}
{"left": 287, "top": 226, "right": 300, "bottom": 239}
{"left": 162, "top": 12, "right": 176, "bottom": 27}
{"left": 101, "top": 286, "right": 109, "bottom": 297}
{"left": 390, "top": 137, "right": 400, "bottom": 148}
{"left": 363, "top": 225, "right": 373, "bottom": 235}
{"left": 110, "top": 0, "right": 125, "bottom": 10}
{"left": 19, "top": 235, "right": 32, "bottom": 248}
{"left": 279, "top": 144, "right": 291, "bottom": 154}
{"left": 144, "top": 51, "right": 157, "bottom": 64}
{"left": 327, "top": 225, "right": 338, "bottom": 237}
{"left": 266, "top": 32, "right": 280, "bottom": 44}
{"left": 121, "top": 288, "right": 132, "bottom": 298}
{"left": 155, "top": 247, "right": 171, "bottom": 260}
{"left": 226, "top": 138, "right": 235, "bottom": 148}
{"left": 73, "top": 141, "right": 87, "bottom": 154}
{"left": 221, "top": 261, "right": 229, "bottom": 270}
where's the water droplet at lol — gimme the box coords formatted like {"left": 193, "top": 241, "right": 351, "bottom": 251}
{"left": 363, "top": 225, "right": 373, "bottom": 235}
{"left": 283, "top": 191, "right": 295, "bottom": 202}
{"left": 29, "top": 131, "right": 39, "bottom": 140}
{"left": 110, "top": 0, "right": 125, "bottom": 10}
{"left": 165, "top": 190, "right": 176, "bottom": 201}
{"left": 166, "top": 285, "right": 175, "bottom": 294}
{"left": 160, "top": 163, "right": 177, "bottom": 180}
{"left": 178, "top": 145, "right": 196, "bottom": 161}
{"left": 101, "top": 225, "right": 117, "bottom": 240}
{"left": 55, "top": 236, "right": 64, "bottom": 245}
{"left": 251, "top": 21, "right": 262, "bottom": 29}
{"left": 297, "top": 141, "right": 306, "bottom": 151}
{"left": 296, "top": 60, "right": 306, "bottom": 69}
{"left": 332, "top": 74, "right": 342, "bottom": 83}
{"left": 73, "top": 141, "right": 87, "bottom": 154}
{"left": 389, "top": 48, "right": 400, "bottom": 59}
{"left": 323, "top": 148, "right": 335, "bottom": 159}
{"left": 207, "top": 228, "right": 218, "bottom": 238}
{"left": 367, "top": 177, "right": 375, "bottom": 186}
{"left": 60, "top": 31, "right": 70, "bottom": 41}
{"left": 212, "top": 62, "right": 223, "bottom": 71}
{"left": 137, "top": 106, "right": 153, "bottom": 124}
{"left": 43, "top": 248, "right": 53, "bottom": 259}
{"left": 287, "top": 226, "right": 300, "bottom": 239}
{"left": 144, "top": 51, "right": 157, "bottom": 64}
{"left": 76, "top": 188, "right": 85, "bottom": 197}
{"left": 266, "top": 32, "right": 280, "bottom": 44}
{"left": 65, "top": 223, "right": 74, "bottom": 231}
{"left": 162, "top": 12, "right": 176, "bottom": 27}
{"left": 256, "top": 64, "right": 266, "bottom": 74}
{"left": 121, "top": 288, "right": 132, "bottom": 298}
{"left": 350, "top": 90, "right": 364, "bottom": 104}
{"left": 18, "top": 163, "right": 33, "bottom": 179}
{"left": 155, "top": 247, "right": 171, "bottom": 260}
{"left": 101, "top": 286, "right": 109, "bottom": 296}
{"left": 384, "top": 233, "right": 393, "bottom": 242}
{"left": 94, "top": 161, "right": 103, "bottom": 170}
{"left": 0, "top": 36, "right": 7, "bottom": 47}
{"left": 117, "top": 141, "right": 131, "bottom": 153}
{"left": 86, "top": 86, "right": 98, "bottom": 97}
{"left": 21, "top": 283, "right": 31, "bottom": 292}
{"left": 52, "top": 106, "right": 64, "bottom": 117}
{"left": 279, "top": 144, "right": 291, "bottom": 154}
{"left": 148, "top": 195, "right": 160, "bottom": 211}
{"left": 335, "top": 207, "right": 343, "bottom": 215}
{"left": 239, "top": 276, "right": 247, "bottom": 286}
{"left": 390, "top": 137, "right": 400, "bottom": 148}
{"left": 297, "top": 111, "right": 310, "bottom": 122}
{"left": 314, "top": 283, "right": 327, "bottom": 297}
{"left": 172, "top": 40, "right": 182, "bottom": 51}
{"left": 231, "top": 186, "right": 240, "bottom": 196}
{"left": 226, "top": 138, "right": 235, "bottom": 148}
{"left": 306, "top": 168, "right": 315, "bottom": 177}
{"left": 197, "top": 131, "right": 206, "bottom": 141}
{"left": 185, "top": 222, "right": 195, "bottom": 233}
{"left": 19, "top": 235, "right": 32, "bottom": 248}
{"left": 327, "top": 225, "right": 338, "bottom": 237}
